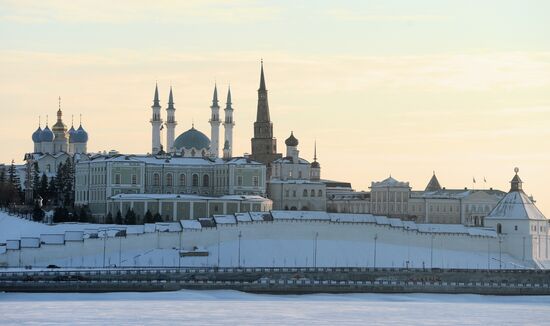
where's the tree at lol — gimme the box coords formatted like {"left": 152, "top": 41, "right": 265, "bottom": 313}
{"left": 39, "top": 173, "right": 49, "bottom": 202}
{"left": 105, "top": 212, "right": 114, "bottom": 224}
{"left": 125, "top": 209, "right": 137, "bottom": 225}
{"left": 53, "top": 206, "right": 69, "bottom": 223}
{"left": 7, "top": 160, "right": 21, "bottom": 204}
{"left": 153, "top": 212, "right": 163, "bottom": 223}
{"left": 144, "top": 210, "right": 154, "bottom": 224}
{"left": 78, "top": 205, "right": 91, "bottom": 223}
{"left": 48, "top": 177, "right": 57, "bottom": 206}
{"left": 32, "top": 203, "right": 45, "bottom": 222}
{"left": 32, "top": 161, "right": 40, "bottom": 197}
{"left": 115, "top": 210, "right": 123, "bottom": 225}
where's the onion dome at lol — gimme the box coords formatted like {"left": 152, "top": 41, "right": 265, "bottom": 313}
{"left": 40, "top": 126, "right": 54, "bottom": 142}
{"left": 73, "top": 125, "right": 89, "bottom": 143}
{"left": 68, "top": 126, "right": 76, "bottom": 143}
{"left": 32, "top": 127, "right": 42, "bottom": 143}
{"left": 173, "top": 127, "right": 211, "bottom": 151}
{"left": 311, "top": 161, "right": 320, "bottom": 168}
{"left": 285, "top": 131, "right": 299, "bottom": 147}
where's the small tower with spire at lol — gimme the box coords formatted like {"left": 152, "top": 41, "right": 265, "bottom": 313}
{"left": 52, "top": 96, "right": 68, "bottom": 153}
{"left": 209, "top": 84, "right": 221, "bottom": 158}
{"left": 310, "top": 141, "right": 321, "bottom": 181}
{"left": 165, "top": 86, "right": 177, "bottom": 153}
{"left": 223, "top": 86, "right": 235, "bottom": 159}
{"left": 150, "top": 83, "right": 163, "bottom": 154}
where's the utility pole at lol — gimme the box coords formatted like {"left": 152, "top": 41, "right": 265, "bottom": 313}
{"left": 374, "top": 234, "right": 378, "bottom": 269}
{"left": 314, "top": 232, "right": 319, "bottom": 268}
{"left": 238, "top": 231, "right": 242, "bottom": 268}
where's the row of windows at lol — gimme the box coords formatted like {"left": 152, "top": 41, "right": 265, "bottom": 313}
{"left": 112, "top": 173, "right": 260, "bottom": 188}
{"left": 285, "top": 189, "right": 323, "bottom": 198}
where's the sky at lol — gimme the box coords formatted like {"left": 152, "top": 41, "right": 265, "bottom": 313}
{"left": 1, "top": 0, "right": 549, "bottom": 214}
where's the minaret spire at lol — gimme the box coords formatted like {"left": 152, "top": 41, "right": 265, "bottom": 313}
{"left": 314, "top": 140, "right": 317, "bottom": 162}
{"left": 209, "top": 83, "right": 221, "bottom": 158}
{"left": 259, "top": 59, "right": 266, "bottom": 91}
{"left": 150, "top": 83, "right": 163, "bottom": 154}
{"left": 165, "top": 86, "right": 177, "bottom": 152}
{"left": 223, "top": 85, "right": 235, "bottom": 159}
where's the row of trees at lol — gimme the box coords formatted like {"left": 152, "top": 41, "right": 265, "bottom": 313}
{"left": 105, "top": 209, "right": 164, "bottom": 225}
{"left": 32, "top": 159, "right": 75, "bottom": 207}
{"left": 0, "top": 160, "right": 23, "bottom": 206}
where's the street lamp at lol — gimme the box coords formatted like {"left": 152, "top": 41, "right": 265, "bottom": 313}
{"left": 373, "top": 234, "right": 378, "bottom": 269}
{"left": 499, "top": 236, "right": 503, "bottom": 270}
{"left": 217, "top": 230, "right": 221, "bottom": 268}
{"left": 314, "top": 232, "right": 319, "bottom": 268}
{"left": 430, "top": 234, "right": 434, "bottom": 269}
{"left": 238, "top": 231, "right": 242, "bottom": 268}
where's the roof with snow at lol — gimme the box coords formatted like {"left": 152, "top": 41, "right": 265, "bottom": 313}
{"left": 371, "top": 176, "right": 410, "bottom": 188}
{"left": 486, "top": 170, "right": 547, "bottom": 221}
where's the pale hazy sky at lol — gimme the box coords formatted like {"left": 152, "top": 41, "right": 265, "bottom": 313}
{"left": 1, "top": 0, "right": 549, "bottom": 214}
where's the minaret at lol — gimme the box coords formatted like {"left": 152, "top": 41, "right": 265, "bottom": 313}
{"left": 250, "top": 60, "right": 281, "bottom": 165}
{"left": 209, "top": 84, "right": 221, "bottom": 157}
{"left": 165, "top": 86, "right": 177, "bottom": 153}
{"left": 223, "top": 86, "right": 235, "bottom": 159}
{"left": 150, "top": 83, "right": 163, "bottom": 154}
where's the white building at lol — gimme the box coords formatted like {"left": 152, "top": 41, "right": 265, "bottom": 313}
{"left": 268, "top": 133, "right": 326, "bottom": 211}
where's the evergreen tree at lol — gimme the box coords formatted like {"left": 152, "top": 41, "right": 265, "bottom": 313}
{"left": 144, "top": 210, "right": 154, "bottom": 224}
{"left": 53, "top": 206, "right": 69, "bottom": 223}
{"left": 32, "top": 203, "right": 45, "bottom": 222}
{"left": 48, "top": 176, "right": 57, "bottom": 206}
{"left": 153, "top": 212, "right": 163, "bottom": 223}
{"left": 55, "top": 162, "right": 64, "bottom": 205}
{"left": 0, "top": 165, "right": 6, "bottom": 184}
{"left": 32, "top": 161, "right": 40, "bottom": 196}
{"left": 61, "top": 158, "right": 74, "bottom": 207}
{"left": 105, "top": 212, "right": 114, "bottom": 224}
{"left": 7, "top": 160, "right": 21, "bottom": 204}
{"left": 78, "top": 205, "right": 91, "bottom": 223}
{"left": 39, "top": 173, "right": 49, "bottom": 202}
{"left": 115, "top": 210, "right": 123, "bottom": 224}
{"left": 125, "top": 209, "right": 137, "bottom": 225}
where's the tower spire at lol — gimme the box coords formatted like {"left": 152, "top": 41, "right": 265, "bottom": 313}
{"left": 314, "top": 140, "right": 317, "bottom": 161}
{"left": 168, "top": 86, "right": 174, "bottom": 108}
{"left": 153, "top": 83, "right": 160, "bottom": 107}
{"left": 227, "top": 85, "right": 232, "bottom": 105}
{"left": 38, "top": 116, "right": 41, "bottom": 128}
{"left": 71, "top": 114, "right": 74, "bottom": 127}
{"left": 212, "top": 83, "right": 219, "bottom": 106}
{"left": 259, "top": 59, "right": 266, "bottom": 91}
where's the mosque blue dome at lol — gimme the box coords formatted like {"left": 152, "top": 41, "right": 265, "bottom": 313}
{"left": 174, "top": 127, "right": 210, "bottom": 151}
{"left": 32, "top": 127, "right": 42, "bottom": 143}
{"left": 73, "top": 125, "right": 88, "bottom": 143}
{"left": 40, "top": 126, "right": 54, "bottom": 142}
{"left": 68, "top": 126, "right": 76, "bottom": 143}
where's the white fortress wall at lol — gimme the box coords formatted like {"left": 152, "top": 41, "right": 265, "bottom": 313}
{"left": 2, "top": 218, "right": 532, "bottom": 269}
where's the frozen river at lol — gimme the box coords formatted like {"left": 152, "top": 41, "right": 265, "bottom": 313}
{"left": 1, "top": 291, "right": 549, "bottom": 325}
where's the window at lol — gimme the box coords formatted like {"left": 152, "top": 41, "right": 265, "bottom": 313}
{"left": 153, "top": 173, "right": 160, "bottom": 186}
{"left": 318, "top": 190, "right": 323, "bottom": 197}
{"left": 253, "top": 176, "right": 259, "bottom": 187}
{"left": 514, "top": 225, "right": 518, "bottom": 231}
{"left": 237, "top": 176, "right": 243, "bottom": 186}
{"left": 292, "top": 190, "right": 297, "bottom": 197}
{"left": 497, "top": 223, "right": 502, "bottom": 234}
{"left": 131, "top": 174, "right": 137, "bottom": 185}
{"left": 298, "top": 171, "right": 302, "bottom": 179}
{"left": 115, "top": 173, "right": 121, "bottom": 185}
{"left": 285, "top": 190, "right": 290, "bottom": 197}
{"left": 303, "top": 189, "right": 308, "bottom": 197}
{"left": 192, "top": 174, "right": 199, "bottom": 187}
{"left": 311, "top": 189, "right": 315, "bottom": 197}
{"left": 179, "top": 174, "right": 186, "bottom": 186}
{"left": 203, "top": 174, "right": 209, "bottom": 187}
{"left": 166, "top": 173, "right": 173, "bottom": 187}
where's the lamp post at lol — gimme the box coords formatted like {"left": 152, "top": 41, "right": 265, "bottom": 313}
{"left": 373, "top": 234, "right": 378, "bottom": 269}
{"left": 100, "top": 229, "right": 107, "bottom": 268}
{"left": 499, "top": 236, "right": 503, "bottom": 270}
{"left": 238, "top": 231, "right": 242, "bottom": 268}
{"left": 430, "top": 234, "right": 434, "bottom": 269}
{"left": 314, "top": 232, "right": 319, "bottom": 268}
{"left": 217, "top": 230, "right": 221, "bottom": 268}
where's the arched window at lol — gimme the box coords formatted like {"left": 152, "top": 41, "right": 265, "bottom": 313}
{"left": 310, "top": 189, "right": 315, "bottom": 197}
{"left": 318, "top": 190, "right": 323, "bottom": 197}
{"left": 303, "top": 189, "right": 308, "bottom": 197}
{"left": 203, "top": 174, "right": 210, "bottom": 187}
{"left": 166, "top": 173, "right": 173, "bottom": 186}
{"left": 497, "top": 223, "right": 502, "bottom": 234}
{"left": 192, "top": 174, "right": 199, "bottom": 187}
{"left": 153, "top": 173, "right": 160, "bottom": 186}
{"left": 179, "top": 174, "right": 186, "bottom": 186}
